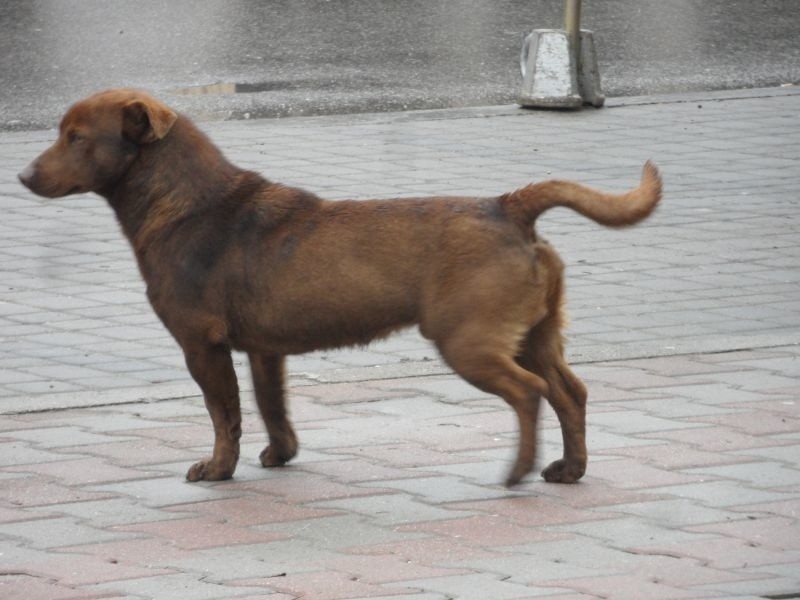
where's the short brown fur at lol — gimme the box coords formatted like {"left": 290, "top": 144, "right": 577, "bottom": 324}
{"left": 19, "top": 89, "right": 662, "bottom": 486}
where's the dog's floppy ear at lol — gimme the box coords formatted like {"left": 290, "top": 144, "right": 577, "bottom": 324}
{"left": 122, "top": 96, "right": 178, "bottom": 144}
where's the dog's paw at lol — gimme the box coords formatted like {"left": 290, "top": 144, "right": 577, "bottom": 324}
{"left": 541, "top": 458, "right": 585, "bottom": 483}
{"left": 504, "top": 458, "right": 535, "bottom": 488}
{"left": 259, "top": 443, "right": 297, "bottom": 468}
{"left": 186, "top": 458, "right": 235, "bottom": 482}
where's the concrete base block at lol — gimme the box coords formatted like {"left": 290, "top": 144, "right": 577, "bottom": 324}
{"left": 518, "top": 29, "right": 604, "bottom": 109}
{"left": 578, "top": 31, "right": 605, "bottom": 107}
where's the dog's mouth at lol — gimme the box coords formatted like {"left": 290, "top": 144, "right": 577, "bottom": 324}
{"left": 21, "top": 178, "right": 84, "bottom": 199}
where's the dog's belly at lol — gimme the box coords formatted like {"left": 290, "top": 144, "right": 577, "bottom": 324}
{"left": 230, "top": 310, "right": 416, "bottom": 355}
{"left": 225, "top": 285, "right": 419, "bottom": 355}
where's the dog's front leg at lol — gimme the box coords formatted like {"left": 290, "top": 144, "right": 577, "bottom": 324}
{"left": 184, "top": 344, "right": 242, "bottom": 481}
{"left": 249, "top": 353, "right": 298, "bottom": 468}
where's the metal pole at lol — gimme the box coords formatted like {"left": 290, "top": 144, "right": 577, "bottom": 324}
{"left": 564, "top": 0, "right": 582, "bottom": 64}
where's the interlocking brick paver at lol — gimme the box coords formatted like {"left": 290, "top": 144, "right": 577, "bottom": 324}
{"left": 265, "top": 570, "right": 412, "bottom": 599}
{"left": 642, "top": 480, "right": 797, "bottom": 508}
{"left": 0, "top": 440, "right": 70, "bottom": 467}
{"left": 117, "top": 516, "right": 288, "bottom": 550}
{"left": 0, "top": 475, "right": 113, "bottom": 507}
{"left": 688, "top": 516, "right": 800, "bottom": 552}
{"left": 361, "top": 475, "right": 516, "bottom": 504}
{"left": 384, "top": 572, "right": 562, "bottom": 599}
{"left": 563, "top": 458, "right": 706, "bottom": 490}
{"left": 2, "top": 88, "right": 800, "bottom": 598}
{"left": 545, "top": 575, "right": 717, "bottom": 600}
{"left": 0, "top": 574, "right": 117, "bottom": 600}
{"left": 553, "top": 515, "right": 717, "bottom": 548}
{"left": 312, "top": 492, "right": 473, "bottom": 526}
{"left": 686, "top": 461, "right": 800, "bottom": 489}
{"left": 166, "top": 496, "right": 338, "bottom": 526}
{"left": 86, "top": 572, "right": 271, "bottom": 599}
{"left": 398, "top": 514, "right": 567, "bottom": 547}
{"left": 3, "top": 456, "right": 160, "bottom": 486}
{"left": 598, "top": 442, "right": 753, "bottom": 470}
{"left": 296, "top": 457, "right": 436, "bottom": 484}
{"left": 0, "top": 515, "right": 134, "bottom": 549}
{"left": 263, "top": 513, "right": 428, "bottom": 550}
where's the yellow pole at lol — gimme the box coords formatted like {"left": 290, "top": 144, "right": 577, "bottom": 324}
{"left": 564, "top": 0, "right": 582, "bottom": 63}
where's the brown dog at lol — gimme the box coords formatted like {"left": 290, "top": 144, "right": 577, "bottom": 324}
{"left": 19, "top": 89, "right": 661, "bottom": 486}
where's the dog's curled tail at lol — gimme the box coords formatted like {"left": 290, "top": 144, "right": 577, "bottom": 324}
{"left": 503, "top": 161, "right": 662, "bottom": 228}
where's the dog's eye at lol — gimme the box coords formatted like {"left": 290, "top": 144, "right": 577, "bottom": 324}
{"left": 67, "top": 131, "right": 84, "bottom": 145}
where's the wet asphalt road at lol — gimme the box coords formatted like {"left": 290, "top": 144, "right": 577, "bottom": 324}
{"left": 1, "top": 0, "right": 799, "bottom": 130}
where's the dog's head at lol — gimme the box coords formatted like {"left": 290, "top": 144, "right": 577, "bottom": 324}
{"left": 18, "top": 89, "right": 177, "bottom": 198}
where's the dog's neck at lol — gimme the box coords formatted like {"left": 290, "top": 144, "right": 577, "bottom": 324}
{"left": 105, "top": 115, "right": 244, "bottom": 245}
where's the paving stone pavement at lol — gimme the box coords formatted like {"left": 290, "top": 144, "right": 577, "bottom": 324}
{"left": 0, "top": 87, "right": 799, "bottom": 598}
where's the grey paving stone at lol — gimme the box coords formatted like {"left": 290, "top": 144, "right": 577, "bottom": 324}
{"left": 87, "top": 573, "right": 269, "bottom": 600}
{"left": 311, "top": 492, "right": 474, "bottom": 526}
{"left": 7, "top": 425, "right": 135, "bottom": 448}
{"left": 0, "top": 515, "right": 136, "bottom": 549}
{"left": 88, "top": 476, "right": 240, "bottom": 508}
{"left": 360, "top": 476, "right": 516, "bottom": 504}
{"left": 41, "top": 497, "right": 184, "bottom": 528}
{"left": 641, "top": 480, "right": 797, "bottom": 508}
{"left": 552, "top": 515, "right": 717, "bottom": 548}
{"left": 261, "top": 513, "right": 426, "bottom": 550}
{"left": 1, "top": 440, "right": 62, "bottom": 469}
{"left": 385, "top": 572, "right": 562, "bottom": 599}
{"left": 685, "top": 461, "right": 800, "bottom": 489}
{"left": 594, "top": 498, "right": 746, "bottom": 528}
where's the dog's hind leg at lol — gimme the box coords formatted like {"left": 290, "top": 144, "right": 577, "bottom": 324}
{"left": 517, "top": 320, "right": 588, "bottom": 484}
{"left": 249, "top": 353, "right": 298, "bottom": 468}
{"left": 437, "top": 329, "right": 548, "bottom": 487}
{"left": 184, "top": 345, "right": 242, "bottom": 481}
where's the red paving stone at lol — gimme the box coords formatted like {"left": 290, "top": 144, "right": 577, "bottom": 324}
{"left": 445, "top": 496, "right": 621, "bottom": 527}
{"left": 116, "top": 516, "right": 289, "bottom": 550}
{"left": 165, "top": 495, "right": 339, "bottom": 525}
{"left": 0, "top": 475, "right": 113, "bottom": 507}
{"left": 0, "top": 574, "right": 118, "bottom": 600}
{"left": 398, "top": 514, "right": 568, "bottom": 546}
